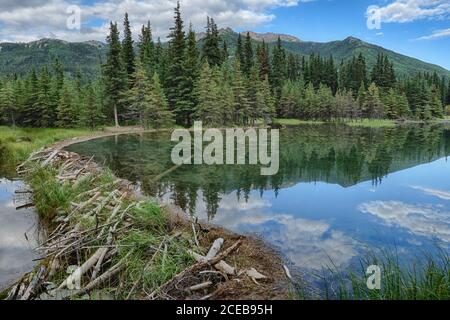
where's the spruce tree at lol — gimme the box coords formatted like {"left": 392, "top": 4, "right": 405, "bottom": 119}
{"left": 194, "top": 62, "right": 222, "bottom": 126}
{"left": 384, "top": 88, "right": 398, "bottom": 119}
{"left": 325, "top": 56, "right": 338, "bottom": 94}
{"left": 218, "top": 64, "right": 235, "bottom": 125}
{"left": 80, "top": 84, "right": 104, "bottom": 130}
{"left": 371, "top": 53, "right": 396, "bottom": 90}
{"left": 35, "top": 67, "right": 54, "bottom": 127}
{"left": 166, "top": 1, "right": 187, "bottom": 124}
{"left": 104, "top": 22, "right": 126, "bottom": 127}
{"left": 357, "top": 81, "right": 366, "bottom": 113}
{"left": 236, "top": 34, "right": 245, "bottom": 70}
{"left": 279, "top": 81, "right": 297, "bottom": 118}
{"left": 271, "top": 37, "right": 287, "bottom": 112}
{"left": 139, "top": 21, "right": 155, "bottom": 76}
{"left": 0, "top": 81, "right": 17, "bottom": 126}
{"left": 430, "top": 86, "right": 444, "bottom": 118}
{"left": 154, "top": 38, "right": 168, "bottom": 84}
{"left": 57, "top": 84, "right": 76, "bottom": 128}
{"left": 222, "top": 41, "right": 229, "bottom": 62}
{"left": 122, "top": 13, "right": 136, "bottom": 86}
{"left": 303, "top": 82, "right": 318, "bottom": 120}
{"left": 50, "top": 58, "right": 64, "bottom": 103}
{"left": 243, "top": 32, "right": 254, "bottom": 77}
{"left": 122, "top": 60, "right": 151, "bottom": 124}
{"left": 178, "top": 24, "right": 199, "bottom": 126}
{"left": 397, "top": 91, "right": 411, "bottom": 118}
{"left": 202, "top": 17, "right": 222, "bottom": 67}
{"left": 146, "top": 73, "right": 174, "bottom": 129}
{"left": 363, "top": 83, "right": 384, "bottom": 119}
{"left": 232, "top": 58, "right": 250, "bottom": 125}
{"left": 246, "top": 64, "right": 261, "bottom": 123}
{"left": 13, "top": 78, "right": 26, "bottom": 125}
{"left": 257, "top": 41, "right": 270, "bottom": 80}
{"left": 261, "top": 75, "right": 276, "bottom": 123}
{"left": 22, "top": 69, "right": 39, "bottom": 126}
{"left": 316, "top": 84, "right": 334, "bottom": 120}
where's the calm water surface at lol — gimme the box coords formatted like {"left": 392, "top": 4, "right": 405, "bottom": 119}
{"left": 66, "top": 124, "right": 450, "bottom": 274}
{"left": 0, "top": 178, "right": 40, "bottom": 290}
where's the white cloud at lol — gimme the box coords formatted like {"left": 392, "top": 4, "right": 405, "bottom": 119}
{"left": 0, "top": 180, "right": 40, "bottom": 289}
{"left": 367, "top": 1, "right": 450, "bottom": 41}
{"left": 411, "top": 185, "right": 450, "bottom": 199}
{"left": 417, "top": 27, "right": 450, "bottom": 40}
{"left": 0, "top": 0, "right": 304, "bottom": 42}
{"left": 359, "top": 201, "right": 450, "bottom": 243}
{"left": 368, "top": 0, "right": 450, "bottom": 24}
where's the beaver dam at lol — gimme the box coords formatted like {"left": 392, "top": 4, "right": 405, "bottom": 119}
{"left": 2, "top": 147, "right": 292, "bottom": 300}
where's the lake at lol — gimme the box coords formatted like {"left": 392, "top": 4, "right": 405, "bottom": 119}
{"left": 0, "top": 178, "right": 40, "bottom": 290}
{"left": 66, "top": 124, "right": 450, "bottom": 277}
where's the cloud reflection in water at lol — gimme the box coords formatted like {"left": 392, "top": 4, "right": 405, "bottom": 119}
{"left": 191, "top": 191, "right": 358, "bottom": 271}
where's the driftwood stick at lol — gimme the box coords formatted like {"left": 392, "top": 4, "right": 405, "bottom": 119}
{"left": 14, "top": 189, "right": 32, "bottom": 194}
{"left": 191, "top": 223, "right": 200, "bottom": 247}
{"left": 206, "top": 238, "right": 224, "bottom": 260}
{"left": 74, "top": 179, "right": 121, "bottom": 200}
{"left": 73, "top": 191, "right": 101, "bottom": 213}
{"left": 16, "top": 202, "right": 34, "bottom": 210}
{"left": 42, "top": 150, "right": 59, "bottom": 167}
{"left": 187, "top": 281, "right": 213, "bottom": 292}
{"left": 214, "top": 260, "right": 236, "bottom": 275}
{"left": 86, "top": 190, "right": 117, "bottom": 217}
{"left": 71, "top": 251, "right": 132, "bottom": 297}
{"left": 21, "top": 266, "right": 46, "bottom": 300}
{"left": 91, "top": 231, "right": 114, "bottom": 280}
{"left": 58, "top": 246, "right": 107, "bottom": 289}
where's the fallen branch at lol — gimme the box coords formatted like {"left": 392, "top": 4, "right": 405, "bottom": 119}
{"left": 206, "top": 238, "right": 224, "bottom": 260}
{"left": 21, "top": 266, "right": 46, "bottom": 300}
{"left": 187, "top": 281, "right": 213, "bottom": 292}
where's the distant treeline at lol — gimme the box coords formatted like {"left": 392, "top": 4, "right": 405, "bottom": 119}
{"left": 1, "top": 2, "right": 449, "bottom": 129}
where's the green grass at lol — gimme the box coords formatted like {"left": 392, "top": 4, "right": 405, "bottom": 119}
{"left": 343, "top": 119, "right": 396, "bottom": 128}
{"left": 26, "top": 166, "right": 116, "bottom": 221}
{"left": 274, "top": 118, "right": 397, "bottom": 128}
{"left": 0, "top": 126, "right": 99, "bottom": 172}
{"left": 321, "top": 249, "right": 450, "bottom": 300}
{"left": 273, "top": 119, "right": 326, "bottom": 126}
{"left": 113, "top": 200, "right": 195, "bottom": 298}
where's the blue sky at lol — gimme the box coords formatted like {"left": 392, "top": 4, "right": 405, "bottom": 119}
{"left": 0, "top": 0, "right": 448, "bottom": 69}
{"left": 253, "top": 0, "right": 450, "bottom": 69}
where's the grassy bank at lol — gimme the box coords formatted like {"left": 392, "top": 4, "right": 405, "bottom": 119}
{"left": 343, "top": 119, "right": 396, "bottom": 128}
{"left": 274, "top": 118, "right": 396, "bottom": 128}
{"left": 0, "top": 127, "right": 99, "bottom": 172}
{"left": 26, "top": 165, "right": 195, "bottom": 299}
{"left": 320, "top": 249, "right": 450, "bottom": 300}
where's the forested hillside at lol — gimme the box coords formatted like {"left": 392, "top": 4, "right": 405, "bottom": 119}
{"left": 1, "top": 28, "right": 448, "bottom": 80}
{"left": 216, "top": 29, "right": 450, "bottom": 79}
{"left": 0, "top": 2, "right": 449, "bottom": 130}
{"left": 0, "top": 39, "right": 106, "bottom": 79}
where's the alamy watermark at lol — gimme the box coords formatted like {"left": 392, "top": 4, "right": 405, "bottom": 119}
{"left": 366, "top": 5, "right": 382, "bottom": 30}
{"left": 366, "top": 265, "right": 381, "bottom": 290}
{"left": 171, "top": 122, "right": 280, "bottom": 176}
{"left": 66, "top": 5, "right": 81, "bottom": 31}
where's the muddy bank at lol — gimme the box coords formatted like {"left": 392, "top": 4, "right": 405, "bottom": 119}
{"left": 3, "top": 140, "right": 292, "bottom": 300}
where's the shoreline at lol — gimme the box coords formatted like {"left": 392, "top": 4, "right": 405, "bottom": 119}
{"left": 2, "top": 134, "right": 292, "bottom": 300}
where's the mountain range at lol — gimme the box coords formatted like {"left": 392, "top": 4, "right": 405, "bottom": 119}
{"left": 0, "top": 28, "right": 448, "bottom": 79}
